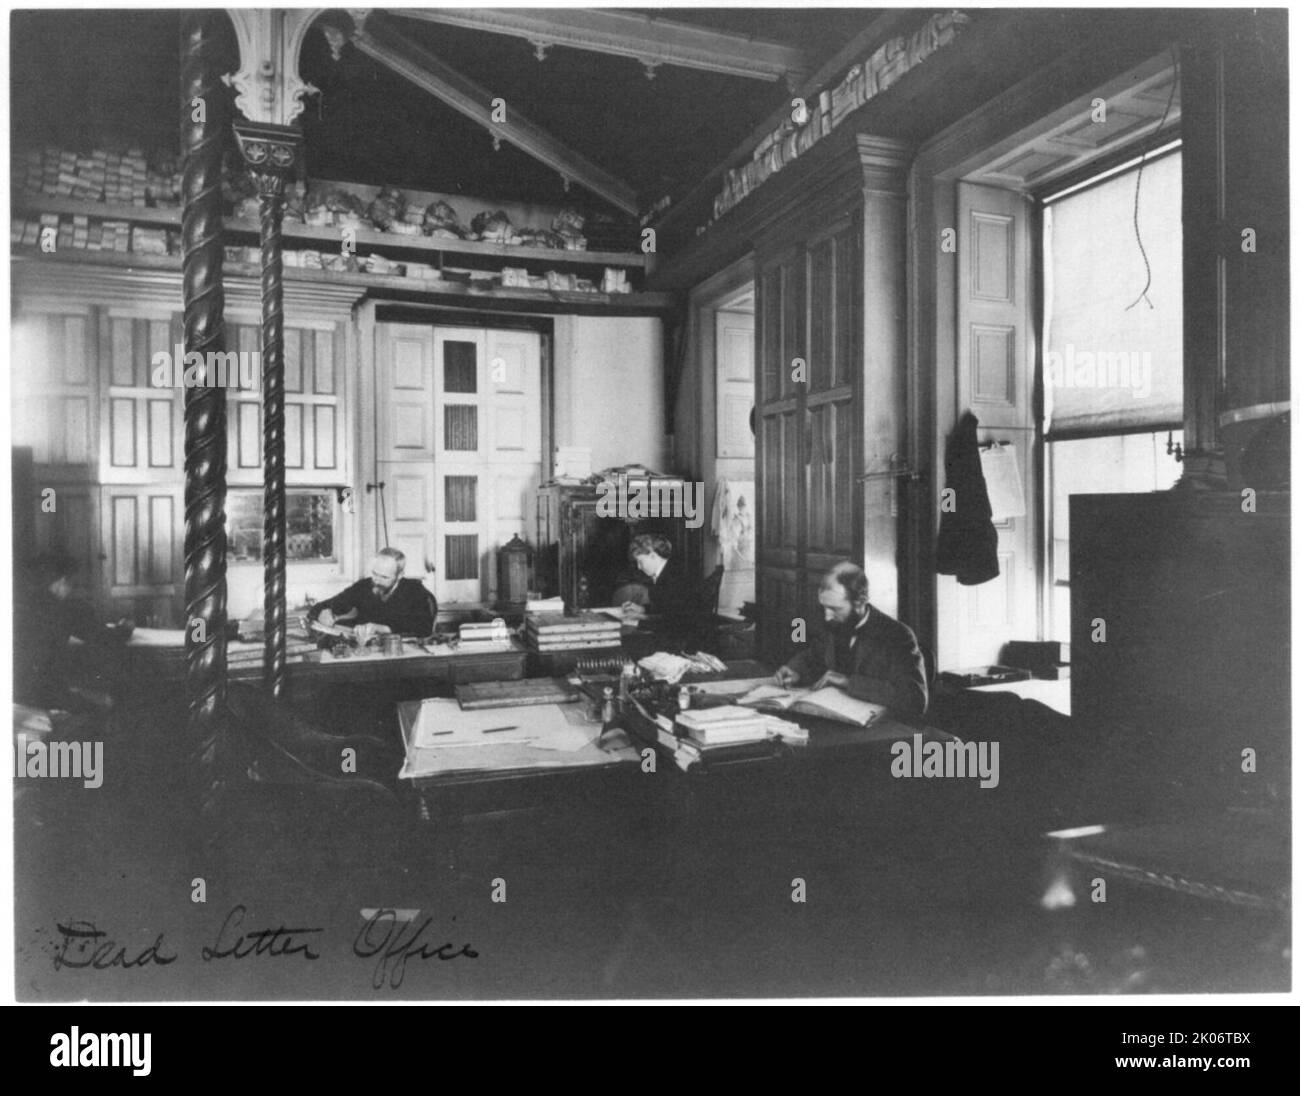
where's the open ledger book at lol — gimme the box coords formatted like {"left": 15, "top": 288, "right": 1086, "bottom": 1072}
{"left": 736, "top": 683, "right": 887, "bottom": 727}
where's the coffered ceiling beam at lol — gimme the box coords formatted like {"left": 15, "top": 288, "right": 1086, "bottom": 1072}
{"left": 352, "top": 15, "right": 638, "bottom": 214}
{"left": 389, "top": 8, "right": 812, "bottom": 85}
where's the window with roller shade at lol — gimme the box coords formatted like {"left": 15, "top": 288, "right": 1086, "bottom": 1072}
{"left": 1042, "top": 149, "right": 1183, "bottom": 438}
{"left": 1040, "top": 148, "right": 1185, "bottom": 642}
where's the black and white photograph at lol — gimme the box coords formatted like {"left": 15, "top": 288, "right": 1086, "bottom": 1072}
{"left": 2, "top": 2, "right": 1292, "bottom": 1021}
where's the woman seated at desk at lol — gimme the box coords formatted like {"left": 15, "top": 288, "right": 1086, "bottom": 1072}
{"left": 618, "top": 533, "right": 704, "bottom": 647}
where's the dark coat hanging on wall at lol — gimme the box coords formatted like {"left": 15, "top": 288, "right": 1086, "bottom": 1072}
{"left": 935, "top": 411, "right": 1000, "bottom": 585}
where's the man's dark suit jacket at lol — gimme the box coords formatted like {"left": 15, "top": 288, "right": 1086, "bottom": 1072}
{"left": 306, "top": 577, "right": 436, "bottom": 636}
{"left": 784, "top": 605, "right": 929, "bottom": 717}
{"left": 14, "top": 590, "right": 112, "bottom": 709}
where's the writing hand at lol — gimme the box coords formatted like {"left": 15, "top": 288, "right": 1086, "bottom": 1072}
{"left": 812, "top": 671, "right": 848, "bottom": 691}
{"left": 774, "top": 665, "right": 800, "bottom": 688}
{"left": 317, "top": 608, "right": 335, "bottom": 627}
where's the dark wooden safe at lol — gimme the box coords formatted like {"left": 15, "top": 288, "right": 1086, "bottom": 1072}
{"left": 1070, "top": 489, "right": 1290, "bottom": 806}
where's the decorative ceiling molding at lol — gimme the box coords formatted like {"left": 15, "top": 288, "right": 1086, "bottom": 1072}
{"left": 224, "top": 8, "right": 326, "bottom": 126}
{"left": 916, "top": 48, "right": 1181, "bottom": 187}
{"left": 350, "top": 15, "right": 638, "bottom": 214}
{"left": 959, "top": 53, "right": 1181, "bottom": 193}
{"left": 389, "top": 8, "right": 812, "bottom": 84}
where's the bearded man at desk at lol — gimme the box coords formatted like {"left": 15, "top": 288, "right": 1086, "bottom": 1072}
{"left": 774, "top": 560, "right": 928, "bottom": 717}
{"left": 306, "top": 547, "right": 436, "bottom": 643}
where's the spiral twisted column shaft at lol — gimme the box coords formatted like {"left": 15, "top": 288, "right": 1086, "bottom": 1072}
{"left": 232, "top": 120, "right": 302, "bottom": 699}
{"left": 180, "top": 12, "right": 231, "bottom": 790}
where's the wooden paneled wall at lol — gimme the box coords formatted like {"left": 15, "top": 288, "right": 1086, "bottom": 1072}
{"left": 12, "top": 295, "right": 349, "bottom": 624}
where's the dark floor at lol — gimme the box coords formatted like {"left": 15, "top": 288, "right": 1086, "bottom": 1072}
{"left": 13, "top": 693, "right": 1291, "bottom": 1000}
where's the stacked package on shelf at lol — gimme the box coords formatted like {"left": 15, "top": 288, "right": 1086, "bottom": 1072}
{"left": 16, "top": 146, "right": 178, "bottom": 207}
{"left": 13, "top": 214, "right": 164, "bottom": 256}
{"left": 130, "top": 225, "right": 171, "bottom": 255}
{"left": 525, "top": 611, "right": 621, "bottom": 653}
{"left": 102, "top": 221, "right": 132, "bottom": 252}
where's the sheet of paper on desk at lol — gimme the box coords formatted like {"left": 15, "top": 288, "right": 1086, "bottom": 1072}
{"left": 412, "top": 699, "right": 591, "bottom": 749}
{"left": 527, "top": 724, "right": 598, "bottom": 751}
{"left": 399, "top": 700, "right": 628, "bottom": 778}
{"left": 126, "top": 627, "right": 187, "bottom": 647}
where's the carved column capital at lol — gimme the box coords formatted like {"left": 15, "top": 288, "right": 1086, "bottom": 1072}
{"left": 225, "top": 7, "right": 322, "bottom": 126}
{"left": 232, "top": 120, "right": 303, "bottom": 196}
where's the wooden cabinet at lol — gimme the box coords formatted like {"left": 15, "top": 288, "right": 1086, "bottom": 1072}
{"left": 12, "top": 266, "right": 357, "bottom": 624}
{"left": 535, "top": 481, "right": 703, "bottom": 610}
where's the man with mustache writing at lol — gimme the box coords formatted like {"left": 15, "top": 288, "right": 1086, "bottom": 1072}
{"left": 306, "top": 546, "right": 436, "bottom": 645}
{"left": 773, "top": 560, "right": 928, "bottom": 718}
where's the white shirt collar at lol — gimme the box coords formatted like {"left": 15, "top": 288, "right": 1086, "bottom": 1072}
{"left": 850, "top": 605, "right": 870, "bottom": 645}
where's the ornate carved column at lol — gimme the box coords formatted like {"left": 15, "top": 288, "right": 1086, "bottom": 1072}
{"left": 180, "top": 12, "right": 231, "bottom": 789}
{"left": 224, "top": 8, "right": 323, "bottom": 128}
{"left": 233, "top": 123, "right": 302, "bottom": 698}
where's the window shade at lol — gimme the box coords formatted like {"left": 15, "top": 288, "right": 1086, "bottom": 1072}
{"left": 1043, "top": 152, "right": 1183, "bottom": 436}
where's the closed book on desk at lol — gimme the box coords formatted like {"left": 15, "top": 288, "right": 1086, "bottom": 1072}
{"left": 674, "top": 734, "right": 792, "bottom": 770}
{"left": 526, "top": 611, "right": 618, "bottom": 635}
{"left": 528, "top": 635, "right": 621, "bottom": 652}
{"left": 677, "top": 706, "right": 803, "bottom": 746}
{"left": 736, "top": 684, "right": 886, "bottom": 727}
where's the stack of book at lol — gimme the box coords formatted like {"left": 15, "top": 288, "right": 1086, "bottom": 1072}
{"left": 676, "top": 705, "right": 804, "bottom": 747}
{"left": 525, "top": 611, "right": 621, "bottom": 653}
{"left": 457, "top": 620, "right": 515, "bottom": 652}
{"left": 670, "top": 705, "right": 806, "bottom": 771}
{"left": 621, "top": 695, "right": 805, "bottom": 773}
{"left": 525, "top": 595, "right": 565, "bottom": 613}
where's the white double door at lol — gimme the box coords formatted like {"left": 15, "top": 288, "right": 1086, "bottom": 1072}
{"left": 376, "top": 322, "right": 542, "bottom": 605}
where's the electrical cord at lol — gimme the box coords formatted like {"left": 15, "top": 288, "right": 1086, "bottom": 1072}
{"left": 1126, "top": 49, "right": 1181, "bottom": 311}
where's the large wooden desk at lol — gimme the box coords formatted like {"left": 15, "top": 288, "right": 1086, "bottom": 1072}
{"left": 275, "top": 640, "right": 527, "bottom": 689}
{"left": 113, "top": 630, "right": 527, "bottom": 697}
{"left": 394, "top": 664, "right": 965, "bottom": 884}
{"left": 395, "top": 695, "right": 647, "bottom": 875}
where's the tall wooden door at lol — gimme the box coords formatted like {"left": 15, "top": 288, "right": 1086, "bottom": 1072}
{"left": 936, "top": 182, "right": 1038, "bottom": 669}
{"left": 752, "top": 138, "right": 912, "bottom": 666}
{"left": 755, "top": 213, "right": 864, "bottom": 662}
{"left": 375, "top": 322, "right": 542, "bottom": 605}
